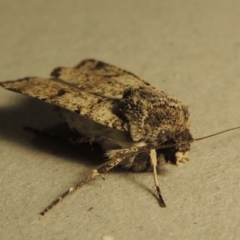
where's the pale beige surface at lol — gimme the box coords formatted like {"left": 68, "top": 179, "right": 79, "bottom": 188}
{"left": 1, "top": 1, "right": 240, "bottom": 240}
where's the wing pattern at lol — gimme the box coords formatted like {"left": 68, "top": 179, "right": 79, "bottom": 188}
{"left": 0, "top": 76, "right": 127, "bottom": 131}
{"left": 51, "top": 59, "right": 151, "bottom": 98}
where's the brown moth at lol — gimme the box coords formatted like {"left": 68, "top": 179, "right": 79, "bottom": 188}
{"left": 0, "top": 59, "right": 239, "bottom": 215}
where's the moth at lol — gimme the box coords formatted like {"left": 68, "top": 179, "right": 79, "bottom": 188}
{"left": 0, "top": 59, "right": 239, "bottom": 215}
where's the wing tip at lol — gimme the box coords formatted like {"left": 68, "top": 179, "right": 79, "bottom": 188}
{"left": 75, "top": 59, "right": 97, "bottom": 68}
{"left": 50, "top": 59, "right": 100, "bottom": 75}
{"left": 0, "top": 77, "right": 30, "bottom": 88}
{"left": 51, "top": 67, "right": 62, "bottom": 78}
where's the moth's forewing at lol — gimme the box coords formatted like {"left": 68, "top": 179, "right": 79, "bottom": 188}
{"left": 51, "top": 59, "right": 151, "bottom": 98}
{"left": 0, "top": 77, "right": 126, "bottom": 131}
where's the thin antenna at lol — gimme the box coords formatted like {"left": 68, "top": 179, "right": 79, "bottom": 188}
{"left": 194, "top": 126, "right": 240, "bottom": 141}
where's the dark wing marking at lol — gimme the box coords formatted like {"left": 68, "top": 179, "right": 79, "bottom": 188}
{"left": 0, "top": 78, "right": 127, "bottom": 132}
{"left": 51, "top": 59, "right": 152, "bottom": 99}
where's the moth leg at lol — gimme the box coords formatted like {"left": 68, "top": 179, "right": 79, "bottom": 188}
{"left": 40, "top": 170, "right": 100, "bottom": 216}
{"left": 40, "top": 148, "right": 136, "bottom": 216}
{"left": 150, "top": 149, "right": 166, "bottom": 207}
{"left": 174, "top": 128, "right": 193, "bottom": 166}
{"left": 175, "top": 151, "right": 189, "bottom": 166}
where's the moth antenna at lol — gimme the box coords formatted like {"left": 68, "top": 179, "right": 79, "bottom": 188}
{"left": 194, "top": 126, "right": 240, "bottom": 141}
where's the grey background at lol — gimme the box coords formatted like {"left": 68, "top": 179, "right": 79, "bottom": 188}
{"left": 1, "top": 1, "right": 240, "bottom": 239}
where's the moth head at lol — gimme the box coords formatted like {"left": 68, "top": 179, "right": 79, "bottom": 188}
{"left": 106, "top": 126, "right": 240, "bottom": 169}
{"left": 154, "top": 126, "right": 240, "bottom": 166}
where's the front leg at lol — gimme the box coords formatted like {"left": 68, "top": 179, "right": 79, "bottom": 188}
{"left": 150, "top": 149, "right": 166, "bottom": 207}
{"left": 174, "top": 128, "right": 194, "bottom": 166}
{"left": 158, "top": 128, "right": 194, "bottom": 166}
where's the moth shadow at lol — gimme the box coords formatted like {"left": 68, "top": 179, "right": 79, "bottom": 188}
{"left": 0, "top": 97, "right": 171, "bottom": 176}
{"left": 118, "top": 167, "right": 169, "bottom": 203}
{"left": 0, "top": 97, "right": 105, "bottom": 167}
{"left": 0, "top": 97, "right": 172, "bottom": 205}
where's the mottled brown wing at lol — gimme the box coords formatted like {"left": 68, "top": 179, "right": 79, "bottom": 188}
{"left": 50, "top": 59, "right": 152, "bottom": 99}
{"left": 0, "top": 78, "right": 127, "bottom": 132}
